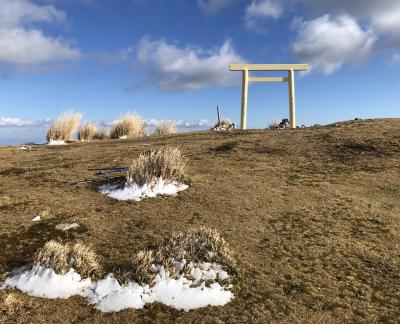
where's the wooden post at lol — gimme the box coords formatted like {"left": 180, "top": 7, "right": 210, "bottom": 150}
{"left": 288, "top": 69, "right": 296, "bottom": 129}
{"left": 241, "top": 69, "right": 249, "bottom": 130}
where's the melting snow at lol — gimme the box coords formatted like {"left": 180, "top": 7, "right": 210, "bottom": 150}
{"left": 100, "top": 177, "right": 188, "bottom": 201}
{"left": 2, "top": 263, "right": 232, "bottom": 312}
{"left": 48, "top": 140, "right": 66, "bottom": 145}
{"left": 55, "top": 223, "right": 80, "bottom": 231}
{"left": 3, "top": 266, "right": 93, "bottom": 299}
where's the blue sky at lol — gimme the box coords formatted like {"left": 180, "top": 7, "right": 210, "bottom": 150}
{"left": 0, "top": 0, "right": 399, "bottom": 145}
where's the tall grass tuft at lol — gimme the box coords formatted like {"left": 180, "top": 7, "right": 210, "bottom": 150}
{"left": 46, "top": 112, "right": 82, "bottom": 142}
{"left": 34, "top": 240, "right": 102, "bottom": 280}
{"left": 153, "top": 121, "right": 176, "bottom": 136}
{"left": 109, "top": 113, "right": 145, "bottom": 139}
{"left": 78, "top": 122, "right": 100, "bottom": 141}
{"left": 127, "top": 147, "right": 186, "bottom": 186}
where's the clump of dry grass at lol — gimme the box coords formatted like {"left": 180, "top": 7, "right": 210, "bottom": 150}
{"left": 93, "top": 127, "right": 109, "bottom": 140}
{"left": 34, "top": 240, "right": 102, "bottom": 279}
{"left": 46, "top": 112, "right": 82, "bottom": 142}
{"left": 127, "top": 147, "right": 186, "bottom": 186}
{"left": 2, "top": 293, "right": 26, "bottom": 317}
{"left": 78, "top": 122, "right": 100, "bottom": 141}
{"left": 115, "top": 227, "right": 236, "bottom": 285}
{"left": 109, "top": 113, "right": 145, "bottom": 139}
{"left": 165, "top": 227, "right": 237, "bottom": 271}
{"left": 153, "top": 121, "right": 176, "bottom": 136}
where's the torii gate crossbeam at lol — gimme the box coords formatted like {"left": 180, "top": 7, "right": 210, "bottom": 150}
{"left": 229, "top": 64, "right": 308, "bottom": 130}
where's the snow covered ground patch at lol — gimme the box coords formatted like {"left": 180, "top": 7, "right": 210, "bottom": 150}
{"left": 2, "top": 263, "right": 233, "bottom": 312}
{"left": 48, "top": 140, "right": 66, "bottom": 145}
{"left": 100, "top": 177, "right": 188, "bottom": 201}
{"left": 55, "top": 223, "right": 80, "bottom": 231}
{"left": 3, "top": 266, "right": 93, "bottom": 299}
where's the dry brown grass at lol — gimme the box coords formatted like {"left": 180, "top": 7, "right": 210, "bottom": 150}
{"left": 109, "top": 113, "right": 145, "bottom": 139}
{"left": 78, "top": 123, "right": 100, "bottom": 141}
{"left": 2, "top": 293, "right": 22, "bottom": 316}
{"left": 46, "top": 112, "right": 82, "bottom": 142}
{"left": 34, "top": 240, "right": 102, "bottom": 279}
{"left": 92, "top": 128, "right": 109, "bottom": 140}
{"left": 115, "top": 227, "right": 236, "bottom": 285}
{"left": 153, "top": 121, "right": 176, "bottom": 136}
{"left": 127, "top": 146, "right": 186, "bottom": 186}
{"left": 1, "top": 119, "right": 399, "bottom": 322}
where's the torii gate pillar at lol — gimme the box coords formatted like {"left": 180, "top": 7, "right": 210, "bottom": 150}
{"left": 229, "top": 64, "right": 308, "bottom": 130}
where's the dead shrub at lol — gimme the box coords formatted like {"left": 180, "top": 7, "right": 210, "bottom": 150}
{"left": 109, "top": 113, "right": 145, "bottom": 139}
{"left": 153, "top": 121, "right": 176, "bottom": 136}
{"left": 127, "top": 146, "right": 186, "bottom": 186}
{"left": 34, "top": 240, "right": 102, "bottom": 279}
{"left": 46, "top": 112, "right": 82, "bottom": 142}
{"left": 115, "top": 227, "right": 236, "bottom": 285}
{"left": 77, "top": 122, "right": 100, "bottom": 141}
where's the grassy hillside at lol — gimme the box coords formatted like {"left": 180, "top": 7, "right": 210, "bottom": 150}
{"left": 0, "top": 118, "right": 399, "bottom": 323}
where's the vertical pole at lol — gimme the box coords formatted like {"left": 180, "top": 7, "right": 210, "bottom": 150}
{"left": 241, "top": 69, "right": 249, "bottom": 130}
{"left": 288, "top": 69, "right": 296, "bottom": 129}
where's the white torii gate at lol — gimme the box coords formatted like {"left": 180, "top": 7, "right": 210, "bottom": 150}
{"left": 229, "top": 64, "right": 309, "bottom": 130}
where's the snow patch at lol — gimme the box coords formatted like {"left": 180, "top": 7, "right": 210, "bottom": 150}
{"left": 2, "top": 263, "right": 233, "bottom": 312}
{"left": 48, "top": 140, "right": 66, "bottom": 145}
{"left": 55, "top": 223, "right": 80, "bottom": 231}
{"left": 100, "top": 177, "right": 188, "bottom": 201}
{"left": 3, "top": 266, "right": 93, "bottom": 299}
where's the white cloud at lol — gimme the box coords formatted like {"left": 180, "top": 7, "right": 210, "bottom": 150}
{"left": 0, "top": 117, "right": 50, "bottom": 127}
{"left": 197, "top": 0, "right": 233, "bottom": 15}
{"left": 145, "top": 118, "right": 214, "bottom": 128}
{"left": 248, "top": 0, "right": 282, "bottom": 19}
{"left": 293, "top": 0, "right": 400, "bottom": 42}
{"left": 0, "top": 28, "right": 80, "bottom": 64}
{"left": 135, "top": 37, "right": 245, "bottom": 92}
{"left": 371, "top": 5, "right": 400, "bottom": 41}
{"left": 0, "top": 0, "right": 80, "bottom": 66}
{"left": 0, "top": 0, "right": 65, "bottom": 28}
{"left": 291, "top": 14, "right": 376, "bottom": 74}
{"left": 245, "top": 0, "right": 282, "bottom": 27}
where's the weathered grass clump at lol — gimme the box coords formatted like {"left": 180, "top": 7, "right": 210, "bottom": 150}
{"left": 93, "top": 128, "right": 109, "bottom": 140}
{"left": 116, "top": 227, "right": 236, "bottom": 285}
{"left": 153, "top": 121, "right": 176, "bottom": 136}
{"left": 127, "top": 147, "right": 186, "bottom": 187}
{"left": 46, "top": 112, "right": 82, "bottom": 142}
{"left": 34, "top": 240, "right": 102, "bottom": 279}
{"left": 109, "top": 113, "right": 145, "bottom": 139}
{"left": 78, "top": 122, "right": 100, "bottom": 141}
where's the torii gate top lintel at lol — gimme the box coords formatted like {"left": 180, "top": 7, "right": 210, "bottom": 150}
{"left": 229, "top": 63, "right": 309, "bottom": 130}
{"left": 229, "top": 63, "right": 308, "bottom": 72}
